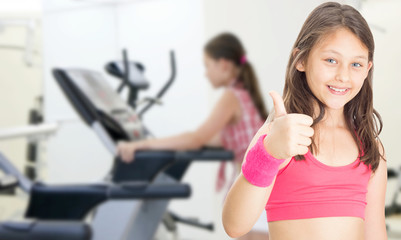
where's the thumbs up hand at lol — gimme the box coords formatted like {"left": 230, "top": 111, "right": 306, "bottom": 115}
{"left": 264, "top": 91, "right": 314, "bottom": 160}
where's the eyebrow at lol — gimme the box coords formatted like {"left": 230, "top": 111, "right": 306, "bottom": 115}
{"left": 322, "top": 50, "right": 368, "bottom": 60}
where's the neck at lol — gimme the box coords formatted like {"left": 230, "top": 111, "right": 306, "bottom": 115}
{"left": 313, "top": 102, "right": 346, "bottom": 128}
{"left": 223, "top": 70, "right": 240, "bottom": 87}
{"left": 223, "top": 67, "right": 240, "bottom": 87}
{"left": 321, "top": 109, "right": 346, "bottom": 128}
{"left": 229, "top": 67, "right": 241, "bottom": 83}
{"left": 229, "top": 78, "right": 239, "bottom": 87}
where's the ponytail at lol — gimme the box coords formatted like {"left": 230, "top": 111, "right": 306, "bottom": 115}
{"left": 239, "top": 62, "right": 268, "bottom": 119}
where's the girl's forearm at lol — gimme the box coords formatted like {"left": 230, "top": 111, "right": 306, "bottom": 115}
{"left": 141, "top": 132, "right": 203, "bottom": 151}
{"left": 223, "top": 173, "right": 273, "bottom": 238}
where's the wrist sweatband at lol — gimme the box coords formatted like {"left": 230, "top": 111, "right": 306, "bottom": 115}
{"left": 241, "top": 134, "right": 285, "bottom": 188}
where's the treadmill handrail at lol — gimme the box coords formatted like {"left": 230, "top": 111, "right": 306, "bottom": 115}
{"left": 27, "top": 182, "right": 190, "bottom": 200}
{"left": 0, "top": 175, "right": 18, "bottom": 190}
{"left": 0, "top": 220, "right": 92, "bottom": 240}
{"left": 134, "top": 148, "right": 233, "bottom": 162}
{"left": 25, "top": 181, "right": 191, "bottom": 220}
{"left": 175, "top": 149, "right": 234, "bottom": 161}
{"left": 109, "top": 182, "right": 191, "bottom": 199}
{"left": 0, "top": 123, "right": 58, "bottom": 141}
{"left": 0, "top": 153, "right": 32, "bottom": 193}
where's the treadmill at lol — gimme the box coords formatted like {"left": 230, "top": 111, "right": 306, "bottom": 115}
{"left": 51, "top": 53, "right": 233, "bottom": 240}
{"left": 0, "top": 148, "right": 192, "bottom": 240}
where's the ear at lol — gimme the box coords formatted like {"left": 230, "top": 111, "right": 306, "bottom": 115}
{"left": 367, "top": 61, "right": 373, "bottom": 72}
{"left": 362, "top": 61, "right": 373, "bottom": 79}
{"left": 293, "top": 48, "right": 305, "bottom": 72}
{"left": 296, "top": 61, "right": 305, "bottom": 72}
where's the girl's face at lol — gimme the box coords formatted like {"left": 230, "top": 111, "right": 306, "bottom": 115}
{"left": 203, "top": 53, "right": 231, "bottom": 88}
{"left": 297, "top": 28, "right": 372, "bottom": 111}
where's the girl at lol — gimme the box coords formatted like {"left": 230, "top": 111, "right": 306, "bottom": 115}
{"left": 222, "top": 2, "right": 387, "bottom": 240}
{"left": 117, "top": 33, "right": 270, "bottom": 239}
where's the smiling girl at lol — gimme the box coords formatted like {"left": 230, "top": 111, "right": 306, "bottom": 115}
{"left": 222, "top": 2, "right": 387, "bottom": 240}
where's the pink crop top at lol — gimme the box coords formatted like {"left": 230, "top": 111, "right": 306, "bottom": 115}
{"left": 265, "top": 151, "right": 372, "bottom": 222}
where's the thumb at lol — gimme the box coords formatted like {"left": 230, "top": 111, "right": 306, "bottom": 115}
{"left": 269, "top": 91, "right": 287, "bottom": 118}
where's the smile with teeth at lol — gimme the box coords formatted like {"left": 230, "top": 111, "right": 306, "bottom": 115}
{"left": 328, "top": 85, "right": 348, "bottom": 93}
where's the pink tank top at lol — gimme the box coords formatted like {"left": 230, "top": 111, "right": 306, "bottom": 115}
{"left": 221, "top": 84, "right": 264, "bottom": 164}
{"left": 265, "top": 151, "right": 372, "bottom": 222}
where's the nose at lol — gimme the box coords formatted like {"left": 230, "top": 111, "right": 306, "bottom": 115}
{"left": 335, "top": 64, "right": 350, "bottom": 82}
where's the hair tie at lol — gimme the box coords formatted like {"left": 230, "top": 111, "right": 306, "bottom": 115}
{"left": 240, "top": 55, "right": 247, "bottom": 65}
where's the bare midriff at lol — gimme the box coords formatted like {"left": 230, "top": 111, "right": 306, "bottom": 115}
{"left": 268, "top": 217, "right": 364, "bottom": 240}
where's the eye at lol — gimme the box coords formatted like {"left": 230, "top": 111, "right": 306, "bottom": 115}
{"left": 326, "top": 58, "right": 337, "bottom": 64}
{"left": 352, "top": 63, "right": 362, "bottom": 67}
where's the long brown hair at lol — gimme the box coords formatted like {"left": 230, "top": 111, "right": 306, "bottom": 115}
{"left": 204, "top": 33, "right": 268, "bottom": 120}
{"left": 283, "top": 2, "right": 384, "bottom": 172}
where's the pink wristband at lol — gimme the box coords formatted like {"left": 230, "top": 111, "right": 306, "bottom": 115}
{"left": 241, "top": 134, "right": 285, "bottom": 187}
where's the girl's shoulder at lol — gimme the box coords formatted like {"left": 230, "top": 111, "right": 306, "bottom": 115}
{"left": 215, "top": 88, "right": 241, "bottom": 112}
{"left": 226, "top": 84, "right": 251, "bottom": 102}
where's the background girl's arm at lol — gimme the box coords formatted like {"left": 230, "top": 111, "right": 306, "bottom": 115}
{"left": 364, "top": 142, "right": 387, "bottom": 240}
{"left": 118, "top": 89, "right": 239, "bottom": 162}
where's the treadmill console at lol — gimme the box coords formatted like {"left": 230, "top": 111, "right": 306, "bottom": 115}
{"left": 62, "top": 69, "right": 144, "bottom": 141}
